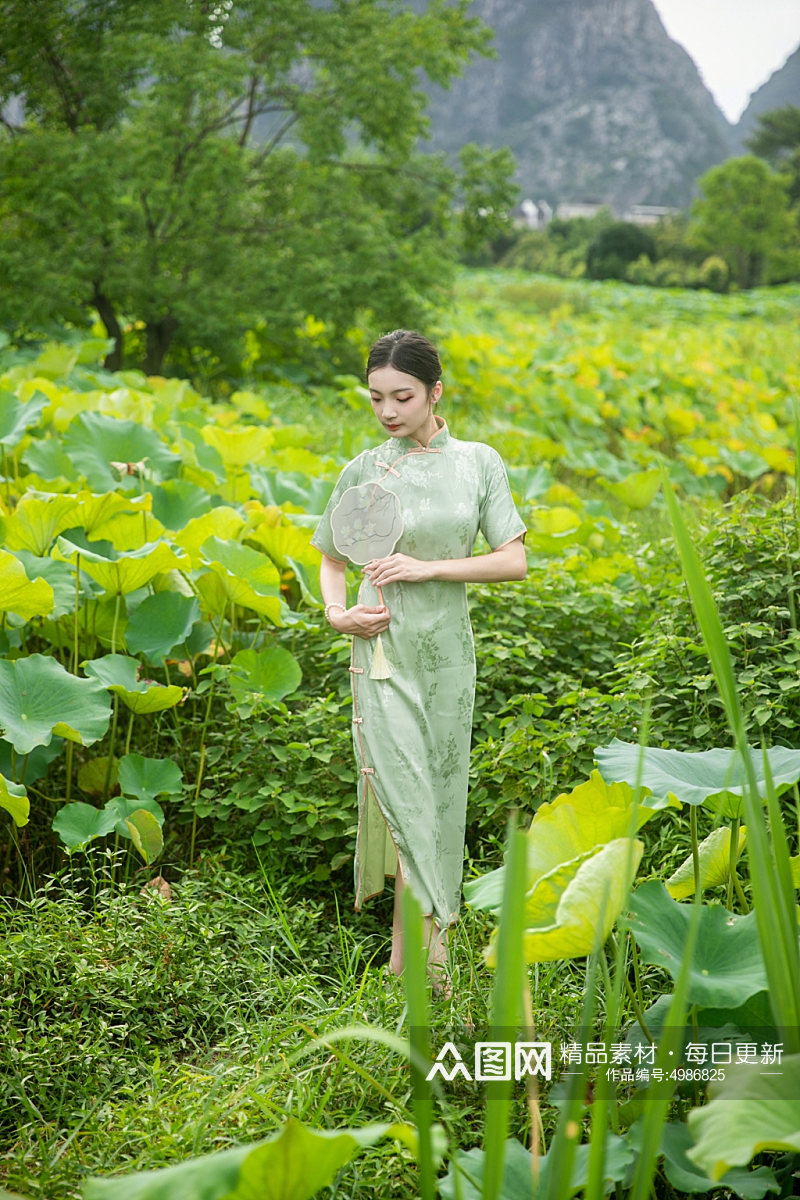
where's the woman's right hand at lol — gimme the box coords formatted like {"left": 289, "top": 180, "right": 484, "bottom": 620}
{"left": 330, "top": 604, "right": 390, "bottom": 639}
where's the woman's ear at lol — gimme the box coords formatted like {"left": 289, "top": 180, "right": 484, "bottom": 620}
{"left": 431, "top": 380, "right": 443, "bottom": 404}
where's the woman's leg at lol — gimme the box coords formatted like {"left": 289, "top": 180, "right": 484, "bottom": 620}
{"left": 390, "top": 871, "right": 450, "bottom": 991}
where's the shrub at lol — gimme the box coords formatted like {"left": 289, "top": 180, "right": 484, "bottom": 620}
{"left": 698, "top": 254, "right": 730, "bottom": 293}
{"left": 586, "top": 222, "right": 656, "bottom": 280}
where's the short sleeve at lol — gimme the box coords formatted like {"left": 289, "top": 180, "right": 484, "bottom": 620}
{"left": 310, "top": 456, "right": 364, "bottom": 562}
{"left": 478, "top": 447, "right": 527, "bottom": 551}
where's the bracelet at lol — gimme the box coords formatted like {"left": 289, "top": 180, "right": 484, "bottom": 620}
{"left": 324, "top": 603, "right": 347, "bottom": 624}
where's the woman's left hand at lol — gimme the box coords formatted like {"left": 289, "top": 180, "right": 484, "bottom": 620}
{"left": 364, "top": 554, "right": 433, "bottom": 587}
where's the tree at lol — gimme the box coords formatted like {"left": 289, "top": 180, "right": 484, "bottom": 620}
{"left": 586, "top": 222, "right": 656, "bottom": 281}
{"left": 747, "top": 104, "right": 800, "bottom": 205}
{"left": 689, "top": 156, "right": 797, "bottom": 289}
{"left": 0, "top": 0, "right": 514, "bottom": 377}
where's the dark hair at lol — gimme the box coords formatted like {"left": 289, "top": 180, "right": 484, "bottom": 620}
{"left": 365, "top": 330, "right": 441, "bottom": 389}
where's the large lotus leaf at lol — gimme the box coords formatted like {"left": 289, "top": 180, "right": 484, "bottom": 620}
{"left": 197, "top": 537, "right": 282, "bottom": 621}
{"left": 440, "top": 1133, "right": 634, "bottom": 1200}
{"left": 0, "top": 654, "right": 111, "bottom": 754}
{"left": 83, "top": 655, "right": 185, "bottom": 713}
{"left": 526, "top": 506, "right": 583, "bottom": 554}
{"left": 0, "top": 550, "right": 54, "bottom": 619}
{"left": 87, "top": 510, "right": 165, "bottom": 552}
{"left": 465, "top": 771, "right": 660, "bottom": 914}
{"left": 629, "top": 1120, "right": 778, "bottom": 1199}
{"left": 596, "top": 738, "right": 800, "bottom": 814}
{"left": 150, "top": 480, "right": 218, "bottom": 531}
{"left": 626, "top": 880, "right": 768, "bottom": 1007}
{"left": 667, "top": 824, "right": 747, "bottom": 899}
{"left": 174, "top": 508, "right": 245, "bottom": 567}
{"left": 600, "top": 469, "right": 662, "bottom": 510}
{"left": 484, "top": 837, "right": 643, "bottom": 965}
{"left": 55, "top": 537, "right": 188, "bottom": 595}
{"left": 228, "top": 647, "right": 302, "bottom": 712}
{"left": 63, "top": 411, "right": 180, "bottom": 490}
{"left": 119, "top": 754, "right": 182, "bottom": 804}
{"left": 83, "top": 1117, "right": 396, "bottom": 1200}
{"left": 0, "top": 493, "right": 81, "bottom": 555}
{"left": 687, "top": 1057, "right": 800, "bottom": 1179}
{"left": 246, "top": 523, "right": 323, "bottom": 604}
{"left": 52, "top": 801, "right": 119, "bottom": 850}
{"left": 69, "top": 490, "right": 152, "bottom": 538}
{"left": 0, "top": 387, "right": 48, "bottom": 447}
{"left": 0, "top": 737, "right": 62, "bottom": 786}
{"left": 126, "top": 809, "right": 164, "bottom": 865}
{"left": 125, "top": 592, "right": 199, "bottom": 663}
{"left": 250, "top": 467, "right": 337, "bottom": 514}
{"left": 12, "top": 551, "right": 82, "bottom": 618}
{"left": 21, "top": 435, "right": 76, "bottom": 481}
{"left": 77, "top": 755, "right": 119, "bottom": 798}
{"left": 106, "top": 795, "right": 165, "bottom": 837}
{"left": 201, "top": 422, "right": 275, "bottom": 468}
{"left": 0, "top": 772, "right": 29, "bottom": 827}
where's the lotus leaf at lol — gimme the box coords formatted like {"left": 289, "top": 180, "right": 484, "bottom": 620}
{"left": 0, "top": 738, "right": 62, "bottom": 787}
{"left": 687, "top": 1057, "right": 800, "bottom": 1179}
{"left": 118, "top": 754, "right": 183, "bottom": 804}
{"left": 83, "top": 1117, "right": 397, "bottom": 1200}
{"left": 0, "top": 654, "right": 111, "bottom": 754}
{"left": 151, "top": 480, "right": 217, "bottom": 531}
{"left": 201, "top": 423, "right": 275, "bottom": 468}
{"left": 174, "top": 508, "right": 245, "bottom": 567}
{"left": 600, "top": 469, "right": 661, "bottom": 509}
{"left": 0, "top": 550, "right": 54, "bottom": 620}
{"left": 0, "top": 387, "right": 48, "bottom": 447}
{"left": 83, "top": 655, "right": 185, "bottom": 714}
{"left": 12, "top": 551, "right": 82, "bottom": 617}
{"left": 667, "top": 824, "right": 747, "bottom": 899}
{"left": 0, "top": 772, "right": 29, "bottom": 827}
{"left": 52, "top": 800, "right": 119, "bottom": 850}
{"left": 626, "top": 880, "right": 768, "bottom": 1007}
{"left": 465, "top": 771, "right": 662, "bottom": 914}
{"left": 596, "top": 738, "right": 800, "bottom": 815}
{"left": 506, "top": 837, "right": 643, "bottom": 964}
{"left": 1, "top": 493, "right": 81, "bottom": 555}
{"left": 440, "top": 1132, "right": 634, "bottom": 1200}
{"left": 106, "top": 795, "right": 165, "bottom": 836}
{"left": 71, "top": 491, "right": 153, "bottom": 537}
{"left": 228, "top": 647, "right": 302, "bottom": 712}
{"left": 77, "top": 756, "right": 119, "bottom": 798}
{"left": 126, "top": 809, "right": 164, "bottom": 864}
{"left": 63, "top": 411, "right": 180, "bottom": 490}
{"left": 125, "top": 592, "right": 199, "bottom": 663}
{"left": 20, "top": 436, "right": 76, "bottom": 481}
{"left": 628, "top": 1120, "right": 778, "bottom": 1199}
{"left": 56, "top": 537, "right": 188, "bottom": 595}
{"left": 197, "top": 537, "right": 283, "bottom": 622}
{"left": 251, "top": 466, "right": 336, "bottom": 514}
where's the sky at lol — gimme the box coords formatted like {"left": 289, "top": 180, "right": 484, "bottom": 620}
{"left": 651, "top": 0, "right": 800, "bottom": 122}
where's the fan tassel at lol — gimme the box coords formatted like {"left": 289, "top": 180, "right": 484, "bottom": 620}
{"left": 369, "top": 634, "right": 392, "bottom": 679}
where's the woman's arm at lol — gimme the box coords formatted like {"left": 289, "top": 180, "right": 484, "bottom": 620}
{"left": 363, "top": 535, "right": 527, "bottom": 588}
{"left": 319, "top": 553, "right": 392, "bottom": 638}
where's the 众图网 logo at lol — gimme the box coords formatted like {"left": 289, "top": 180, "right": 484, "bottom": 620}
{"left": 425, "top": 1041, "right": 552, "bottom": 1083}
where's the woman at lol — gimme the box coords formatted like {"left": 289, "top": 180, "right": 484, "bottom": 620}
{"left": 312, "top": 330, "right": 526, "bottom": 993}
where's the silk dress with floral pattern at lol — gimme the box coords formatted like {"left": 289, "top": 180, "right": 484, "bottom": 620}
{"left": 311, "top": 418, "right": 526, "bottom": 930}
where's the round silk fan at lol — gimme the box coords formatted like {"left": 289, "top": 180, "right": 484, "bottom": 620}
{"left": 330, "top": 482, "right": 404, "bottom": 678}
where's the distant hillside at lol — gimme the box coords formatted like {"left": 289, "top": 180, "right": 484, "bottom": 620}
{"left": 415, "top": 0, "right": 734, "bottom": 210}
{"left": 735, "top": 45, "right": 800, "bottom": 151}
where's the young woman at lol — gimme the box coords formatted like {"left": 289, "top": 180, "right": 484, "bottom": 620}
{"left": 312, "top": 330, "right": 526, "bottom": 994}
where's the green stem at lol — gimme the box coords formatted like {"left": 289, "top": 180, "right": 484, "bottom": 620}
{"left": 111, "top": 592, "right": 121, "bottom": 656}
{"left": 102, "top": 696, "right": 120, "bottom": 803}
{"left": 690, "top": 805, "right": 701, "bottom": 898}
{"left": 727, "top": 816, "right": 740, "bottom": 911}
{"left": 189, "top": 745, "right": 205, "bottom": 868}
{"left": 733, "top": 872, "right": 750, "bottom": 913}
{"left": 124, "top": 711, "right": 135, "bottom": 757}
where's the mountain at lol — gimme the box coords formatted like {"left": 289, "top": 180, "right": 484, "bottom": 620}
{"left": 734, "top": 45, "right": 800, "bottom": 152}
{"left": 415, "top": 0, "right": 734, "bottom": 210}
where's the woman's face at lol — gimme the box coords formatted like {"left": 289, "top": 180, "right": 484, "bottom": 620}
{"left": 367, "top": 365, "right": 442, "bottom": 445}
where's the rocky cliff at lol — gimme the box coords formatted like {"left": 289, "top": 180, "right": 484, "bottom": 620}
{"left": 735, "top": 45, "right": 800, "bottom": 152}
{"left": 416, "top": 0, "right": 734, "bottom": 209}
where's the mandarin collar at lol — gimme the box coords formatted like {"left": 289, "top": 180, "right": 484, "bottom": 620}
{"left": 392, "top": 415, "right": 450, "bottom": 454}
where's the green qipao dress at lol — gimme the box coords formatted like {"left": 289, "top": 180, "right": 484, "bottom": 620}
{"left": 311, "top": 418, "right": 526, "bottom": 930}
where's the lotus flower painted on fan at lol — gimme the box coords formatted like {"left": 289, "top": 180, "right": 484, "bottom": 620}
{"left": 330, "top": 483, "right": 404, "bottom": 565}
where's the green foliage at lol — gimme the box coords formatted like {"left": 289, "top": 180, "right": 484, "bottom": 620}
{"left": 586, "top": 222, "right": 656, "bottom": 281}
{"left": 690, "top": 156, "right": 798, "bottom": 288}
{"left": 747, "top": 103, "right": 800, "bottom": 205}
{"left": 0, "top": 0, "right": 514, "bottom": 377}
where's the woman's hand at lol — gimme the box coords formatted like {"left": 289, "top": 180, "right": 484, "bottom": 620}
{"left": 363, "top": 554, "right": 433, "bottom": 587}
{"left": 329, "top": 603, "right": 391, "bottom": 639}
